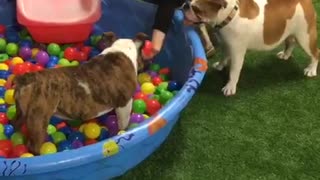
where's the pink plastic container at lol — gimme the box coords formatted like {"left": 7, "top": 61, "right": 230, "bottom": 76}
{"left": 17, "top": 0, "right": 102, "bottom": 43}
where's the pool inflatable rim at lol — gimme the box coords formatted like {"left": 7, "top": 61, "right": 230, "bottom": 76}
{"left": 0, "top": 10, "right": 208, "bottom": 176}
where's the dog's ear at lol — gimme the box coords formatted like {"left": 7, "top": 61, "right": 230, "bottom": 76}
{"left": 98, "top": 31, "right": 117, "bottom": 50}
{"left": 134, "top": 32, "right": 149, "bottom": 46}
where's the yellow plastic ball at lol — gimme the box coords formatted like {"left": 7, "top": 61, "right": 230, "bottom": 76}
{"left": 40, "top": 142, "right": 57, "bottom": 155}
{"left": 20, "top": 153, "right": 34, "bottom": 158}
{"left": 79, "top": 124, "right": 86, "bottom": 133}
{"left": 4, "top": 89, "right": 15, "bottom": 105}
{"left": 0, "top": 98, "right": 5, "bottom": 104}
{"left": 11, "top": 57, "right": 24, "bottom": 65}
{"left": 141, "top": 82, "right": 156, "bottom": 94}
{"left": 0, "top": 79, "right": 6, "bottom": 86}
{"left": 0, "top": 63, "right": 8, "bottom": 71}
{"left": 84, "top": 122, "right": 101, "bottom": 139}
{"left": 138, "top": 73, "right": 151, "bottom": 84}
{"left": 143, "top": 114, "right": 150, "bottom": 119}
{"left": 31, "top": 48, "right": 39, "bottom": 58}
{"left": 117, "top": 130, "right": 126, "bottom": 135}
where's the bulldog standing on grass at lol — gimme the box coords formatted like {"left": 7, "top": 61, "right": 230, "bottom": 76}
{"left": 12, "top": 32, "right": 148, "bottom": 155}
{"left": 184, "top": 0, "right": 319, "bottom": 96}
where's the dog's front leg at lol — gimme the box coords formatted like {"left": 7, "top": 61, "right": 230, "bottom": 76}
{"left": 222, "top": 46, "right": 247, "bottom": 96}
{"left": 115, "top": 98, "right": 133, "bottom": 130}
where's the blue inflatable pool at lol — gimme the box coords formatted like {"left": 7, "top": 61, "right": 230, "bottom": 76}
{"left": 0, "top": 0, "right": 207, "bottom": 179}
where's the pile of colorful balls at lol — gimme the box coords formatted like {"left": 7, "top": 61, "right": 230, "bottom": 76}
{"left": 0, "top": 25, "right": 181, "bottom": 158}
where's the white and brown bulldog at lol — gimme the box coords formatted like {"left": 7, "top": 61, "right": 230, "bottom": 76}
{"left": 184, "top": 0, "right": 319, "bottom": 96}
{"left": 12, "top": 32, "right": 148, "bottom": 155}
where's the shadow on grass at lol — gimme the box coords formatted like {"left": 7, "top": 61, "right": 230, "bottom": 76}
{"left": 116, "top": 118, "right": 186, "bottom": 180}
{"left": 200, "top": 52, "right": 307, "bottom": 96}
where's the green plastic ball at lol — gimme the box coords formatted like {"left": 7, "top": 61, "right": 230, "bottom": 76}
{"left": 155, "top": 86, "right": 166, "bottom": 95}
{"left": 19, "top": 28, "right": 29, "bottom": 38}
{"left": 149, "top": 63, "right": 161, "bottom": 72}
{"left": 6, "top": 105, "right": 16, "bottom": 120}
{"left": 158, "top": 82, "right": 168, "bottom": 90}
{"left": 0, "top": 133, "right": 7, "bottom": 140}
{"left": 51, "top": 131, "right": 66, "bottom": 144}
{"left": 47, "top": 124, "right": 57, "bottom": 135}
{"left": 0, "top": 38, "right": 7, "bottom": 52}
{"left": 47, "top": 43, "right": 61, "bottom": 56}
{"left": 152, "top": 94, "right": 160, "bottom": 100}
{"left": 70, "top": 61, "right": 79, "bottom": 66}
{"left": 59, "top": 51, "right": 64, "bottom": 58}
{"left": 160, "top": 74, "right": 169, "bottom": 81}
{"left": 6, "top": 43, "right": 18, "bottom": 56}
{"left": 0, "top": 53, "right": 9, "bottom": 62}
{"left": 11, "top": 132, "right": 25, "bottom": 145}
{"left": 68, "top": 119, "right": 82, "bottom": 128}
{"left": 23, "top": 36, "right": 32, "bottom": 41}
{"left": 128, "top": 123, "right": 139, "bottom": 130}
{"left": 159, "top": 91, "right": 173, "bottom": 105}
{"left": 91, "top": 35, "right": 102, "bottom": 46}
{"left": 133, "top": 99, "right": 147, "bottom": 114}
{"left": 58, "top": 58, "right": 70, "bottom": 66}
{"left": 0, "top": 124, "right": 3, "bottom": 133}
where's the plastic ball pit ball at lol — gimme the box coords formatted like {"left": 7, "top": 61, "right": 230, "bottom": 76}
{"left": 0, "top": 0, "right": 208, "bottom": 179}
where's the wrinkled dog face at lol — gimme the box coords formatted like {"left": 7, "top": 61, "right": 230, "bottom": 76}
{"left": 184, "top": 0, "right": 228, "bottom": 23}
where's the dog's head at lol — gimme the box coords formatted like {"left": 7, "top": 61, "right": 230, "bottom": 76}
{"left": 100, "top": 32, "right": 149, "bottom": 72}
{"left": 183, "top": 0, "right": 228, "bottom": 24}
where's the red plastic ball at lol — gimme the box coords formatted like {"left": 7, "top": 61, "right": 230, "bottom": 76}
{"left": 56, "top": 122, "right": 67, "bottom": 130}
{"left": 142, "top": 40, "right": 153, "bottom": 57}
{"left": 0, "top": 25, "right": 6, "bottom": 34}
{"left": 134, "top": 92, "right": 148, "bottom": 101}
{"left": 31, "top": 64, "right": 44, "bottom": 72}
{"left": 4, "top": 59, "right": 12, "bottom": 67}
{"left": 0, "top": 140, "right": 13, "bottom": 155}
{"left": 64, "top": 47, "right": 77, "bottom": 60}
{"left": 81, "top": 46, "right": 92, "bottom": 55}
{"left": 21, "top": 124, "right": 28, "bottom": 137}
{"left": 12, "top": 144, "right": 28, "bottom": 157}
{"left": 12, "top": 63, "right": 27, "bottom": 75}
{"left": 85, "top": 139, "right": 97, "bottom": 146}
{"left": 0, "top": 113, "right": 9, "bottom": 125}
{"left": 77, "top": 51, "right": 87, "bottom": 62}
{"left": 159, "top": 67, "right": 170, "bottom": 75}
{"left": 0, "top": 149, "right": 8, "bottom": 158}
{"left": 73, "top": 42, "right": 84, "bottom": 49}
{"left": 152, "top": 76, "right": 162, "bottom": 86}
{"left": 23, "top": 62, "right": 33, "bottom": 73}
{"left": 146, "top": 99, "right": 161, "bottom": 115}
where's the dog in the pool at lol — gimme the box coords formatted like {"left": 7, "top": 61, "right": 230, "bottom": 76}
{"left": 183, "top": 0, "right": 319, "bottom": 96}
{"left": 11, "top": 32, "right": 149, "bottom": 155}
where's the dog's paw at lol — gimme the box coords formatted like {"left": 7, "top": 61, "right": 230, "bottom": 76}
{"left": 212, "top": 61, "right": 225, "bottom": 71}
{"left": 277, "top": 51, "right": 291, "bottom": 60}
{"left": 304, "top": 65, "right": 317, "bottom": 77}
{"left": 222, "top": 83, "right": 237, "bottom": 96}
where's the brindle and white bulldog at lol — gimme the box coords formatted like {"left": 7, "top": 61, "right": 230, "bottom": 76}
{"left": 12, "top": 32, "right": 148, "bottom": 155}
{"left": 183, "top": 0, "right": 319, "bottom": 96}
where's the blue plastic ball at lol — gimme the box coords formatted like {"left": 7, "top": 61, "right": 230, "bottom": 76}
{"left": 19, "top": 40, "right": 32, "bottom": 48}
{"left": 49, "top": 56, "right": 59, "bottom": 63}
{"left": 59, "top": 127, "right": 73, "bottom": 136}
{"left": 68, "top": 131, "right": 85, "bottom": 143}
{"left": 89, "top": 48, "right": 100, "bottom": 58}
{"left": 0, "top": 86, "right": 5, "bottom": 97}
{"left": 0, "top": 71, "right": 9, "bottom": 79}
{"left": 50, "top": 116, "right": 63, "bottom": 126}
{"left": 46, "top": 61, "right": 57, "bottom": 69}
{"left": 6, "top": 31, "right": 20, "bottom": 43}
{"left": 98, "top": 128, "right": 109, "bottom": 141}
{"left": 168, "top": 81, "right": 181, "bottom": 91}
{"left": 4, "top": 124, "right": 14, "bottom": 137}
{"left": 0, "top": 105, "right": 6, "bottom": 113}
{"left": 58, "top": 140, "right": 72, "bottom": 152}
{"left": 71, "top": 140, "right": 84, "bottom": 149}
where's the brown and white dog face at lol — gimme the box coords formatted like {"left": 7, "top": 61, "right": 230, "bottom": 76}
{"left": 183, "top": 0, "right": 227, "bottom": 24}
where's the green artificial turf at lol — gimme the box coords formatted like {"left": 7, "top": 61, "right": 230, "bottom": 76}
{"left": 118, "top": 2, "right": 320, "bottom": 179}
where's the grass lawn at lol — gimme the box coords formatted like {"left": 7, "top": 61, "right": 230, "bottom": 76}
{"left": 118, "top": 1, "right": 320, "bottom": 179}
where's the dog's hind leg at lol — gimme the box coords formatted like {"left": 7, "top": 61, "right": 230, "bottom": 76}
{"left": 277, "top": 35, "right": 296, "bottom": 60}
{"left": 115, "top": 98, "right": 133, "bottom": 130}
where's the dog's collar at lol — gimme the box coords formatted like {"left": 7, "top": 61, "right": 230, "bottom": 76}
{"left": 215, "top": 0, "right": 239, "bottom": 30}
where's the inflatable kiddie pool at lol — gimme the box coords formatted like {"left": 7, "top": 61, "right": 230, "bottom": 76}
{"left": 0, "top": 0, "right": 207, "bottom": 179}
